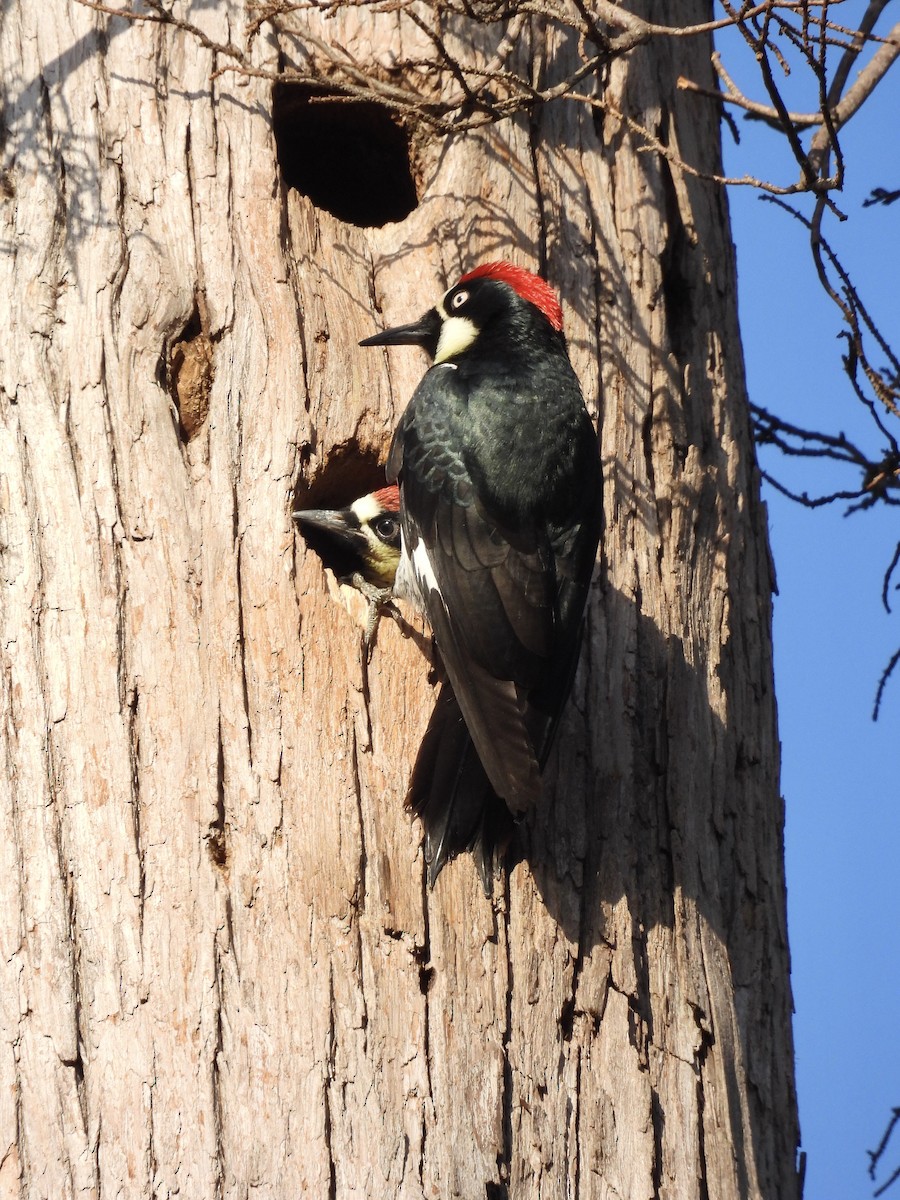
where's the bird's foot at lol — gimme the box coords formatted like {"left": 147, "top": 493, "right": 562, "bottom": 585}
{"left": 348, "top": 574, "right": 400, "bottom": 661}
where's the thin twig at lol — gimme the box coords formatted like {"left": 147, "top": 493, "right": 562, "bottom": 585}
{"left": 881, "top": 544, "right": 900, "bottom": 614}
{"left": 870, "top": 1108, "right": 900, "bottom": 1181}
{"left": 873, "top": 650, "right": 900, "bottom": 721}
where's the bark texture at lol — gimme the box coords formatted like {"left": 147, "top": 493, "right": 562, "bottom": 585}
{"left": 0, "top": 1, "right": 798, "bottom": 1197}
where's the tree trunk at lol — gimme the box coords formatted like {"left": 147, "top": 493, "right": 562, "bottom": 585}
{"left": 0, "top": 1, "right": 799, "bottom": 1197}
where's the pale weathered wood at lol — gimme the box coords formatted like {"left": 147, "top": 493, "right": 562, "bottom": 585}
{"left": 0, "top": 1, "right": 798, "bottom": 1197}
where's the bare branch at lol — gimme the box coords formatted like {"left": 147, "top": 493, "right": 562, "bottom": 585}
{"left": 824, "top": 0, "right": 894, "bottom": 109}
{"left": 762, "top": 195, "right": 900, "bottom": 421}
{"left": 755, "top": 468, "right": 877, "bottom": 509}
{"left": 808, "top": 19, "right": 900, "bottom": 175}
{"left": 677, "top": 52, "right": 824, "bottom": 127}
{"left": 679, "top": 4, "right": 900, "bottom": 169}
{"left": 75, "top": 0, "right": 246, "bottom": 57}
{"left": 751, "top": 403, "right": 873, "bottom": 468}
{"left": 567, "top": 92, "right": 833, "bottom": 197}
{"left": 734, "top": 0, "right": 833, "bottom": 190}
{"left": 596, "top": 1, "right": 844, "bottom": 44}
{"left": 749, "top": 396, "right": 900, "bottom": 524}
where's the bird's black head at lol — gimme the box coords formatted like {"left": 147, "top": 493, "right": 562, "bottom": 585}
{"left": 359, "top": 261, "right": 566, "bottom": 364}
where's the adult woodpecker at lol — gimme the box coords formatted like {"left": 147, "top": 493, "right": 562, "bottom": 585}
{"left": 293, "top": 485, "right": 401, "bottom": 642}
{"left": 361, "top": 261, "right": 602, "bottom": 888}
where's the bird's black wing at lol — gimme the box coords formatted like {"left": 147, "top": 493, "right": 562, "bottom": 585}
{"left": 388, "top": 365, "right": 563, "bottom": 813}
{"left": 522, "top": 437, "right": 604, "bottom": 766}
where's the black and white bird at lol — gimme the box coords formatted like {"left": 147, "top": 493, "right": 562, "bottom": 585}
{"left": 361, "top": 261, "right": 602, "bottom": 889}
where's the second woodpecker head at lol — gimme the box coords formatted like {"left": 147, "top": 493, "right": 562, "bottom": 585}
{"left": 293, "top": 485, "right": 401, "bottom": 590}
{"left": 359, "top": 261, "right": 566, "bottom": 366}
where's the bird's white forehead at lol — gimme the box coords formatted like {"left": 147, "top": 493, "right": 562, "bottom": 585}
{"left": 350, "top": 494, "right": 383, "bottom": 524}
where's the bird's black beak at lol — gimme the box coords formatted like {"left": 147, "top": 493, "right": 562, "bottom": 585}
{"left": 293, "top": 509, "right": 364, "bottom": 552}
{"left": 359, "top": 308, "right": 442, "bottom": 358}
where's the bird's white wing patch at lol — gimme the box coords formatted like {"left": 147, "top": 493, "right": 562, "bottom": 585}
{"left": 412, "top": 538, "right": 444, "bottom": 606}
{"left": 392, "top": 533, "right": 439, "bottom": 617}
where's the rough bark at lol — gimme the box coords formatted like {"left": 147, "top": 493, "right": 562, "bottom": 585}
{"left": 0, "top": 1, "right": 798, "bottom": 1197}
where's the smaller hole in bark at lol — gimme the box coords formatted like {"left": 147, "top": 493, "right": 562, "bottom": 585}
{"left": 293, "top": 443, "right": 394, "bottom": 582}
{"left": 206, "top": 826, "right": 227, "bottom": 868}
{"left": 273, "top": 84, "right": 418, "bottom": 227}
{"left": 164, "top": 297, "right": 213, "bottom": 442}
{"left": 559, "top": 996, "right": 575, "bottom": 1040}
{"left": 207, "top": 732, "right": 228, "bottom": 869}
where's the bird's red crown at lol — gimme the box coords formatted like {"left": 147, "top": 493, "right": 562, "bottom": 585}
{"left": 458, "top": 262, "right": 564, "bottom": 333}
{"left": 373, "top": 484, "right": 400, "bottom": 513}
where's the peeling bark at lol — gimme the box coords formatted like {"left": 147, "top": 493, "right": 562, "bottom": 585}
{"left": 0, "top": 1, "right": 798, "bottom": 1197}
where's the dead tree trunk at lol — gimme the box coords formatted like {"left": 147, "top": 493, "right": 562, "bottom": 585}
{"left": 0, "top": 1, "right": 798, "bottom": 1196}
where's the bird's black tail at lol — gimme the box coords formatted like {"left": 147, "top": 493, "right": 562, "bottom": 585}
{"left": 406, "top": 620, "right": 586, "bottom": 894}
{"left": 406, "top": 682, "right": 514, "bottom": 894}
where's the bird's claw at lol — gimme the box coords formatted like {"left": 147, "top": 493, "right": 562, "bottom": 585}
{"left": 347, "top": 573, "right": 398, "bottom": 661}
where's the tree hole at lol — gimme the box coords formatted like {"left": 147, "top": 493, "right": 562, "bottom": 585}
{"left": 273, "top": 84, "right": 418, "bottom": 227}
{"left": 161, "top": 296, "right": 213, "bottom": 442}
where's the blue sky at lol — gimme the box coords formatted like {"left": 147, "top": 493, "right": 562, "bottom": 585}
{"left": 717, "top": 13, "right": 900, "bottom": 1197}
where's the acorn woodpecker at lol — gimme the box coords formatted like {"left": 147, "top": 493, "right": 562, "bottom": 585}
{"left": 361, "top": 261, "right": 603, "bottom": 890}
{"left": 293, "top": 485, "right": 401, "bottom": 642}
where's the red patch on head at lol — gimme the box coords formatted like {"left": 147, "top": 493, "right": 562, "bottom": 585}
{"left": 373, "top": 485, "right": 400, "bottom": 515}
{"left": 458, "top": 261, "right": 564, "bottom": 332}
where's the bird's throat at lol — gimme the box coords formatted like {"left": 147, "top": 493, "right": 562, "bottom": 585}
{"left": 434, "top": 315, "right": 478, "bottom": 364}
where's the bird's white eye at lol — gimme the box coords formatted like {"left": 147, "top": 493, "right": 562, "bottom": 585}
{"left": 450, "top": 289, "right": 469, "bottom": 310}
